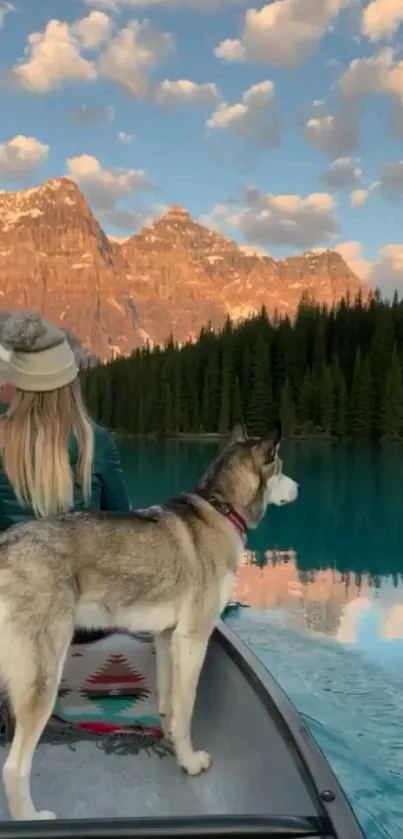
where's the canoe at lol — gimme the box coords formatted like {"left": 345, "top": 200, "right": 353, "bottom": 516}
{"left": 0, "top": 622, "right": 365, "bottom": 838}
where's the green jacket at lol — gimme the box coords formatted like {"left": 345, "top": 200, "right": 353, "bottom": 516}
{"left": 0, "top": 421, "right": 131, "bottom": 531}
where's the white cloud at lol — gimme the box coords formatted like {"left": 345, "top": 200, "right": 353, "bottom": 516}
{"left": 199, "top": 202, "right": 243, "bottom": 232}
{"left": 97, "top": 19, "right": 173, "bottom": 98}
{"left": 377, "top": 160, "right": 403, "bottom": 198}
{"left": 350, "top": 187, "right": 369, "bottom": 206}
{"left": 117, "top": 131, "right": 135, "bottom": 143}
{"left": 305, "top": 47, "right": 403, "bottom": 157}
{"left": 336, "top": 48, "right": 403, "bottom": 114}
{"left": 205, "top": 189, "right": 338, "bottom": 250}
{"left": 336, "top": 240, "right": 403, "bottom": 298}
{"left": 361, "top": 0, "right": 403, "bottom": 42}
{"left": 371, "top": 244, "right": 403, "bottom": 297}
{"left": 335, "top": 241, "right": 373, "bottom": 280}
{"left": 304, "top": 48, "right": 403, "bottom": 155}
{"left": 66, "top": 154, "right": 150, "bottom": 218}
{"left": 337, "top": 47, "right": 396, "bottom": 98}
{"left": 214, "top": 0, "right": 354, "bottom": 67}
{"left": 320, "top": 156, "right": 362, "bottom": 189}
{"left": 304, "top": 109, "right": 359, "bottom": 156}
{"left": 0, "top": 3, "right": 14, "bottom": 29}
{"left": 214, "top": 39, "right": 246, "bottom": 62}
{"left": 155, "top": 79, "right": 221, "bottom": 106}
{"left": 9, "top": 14, "right": 172, "bottom": 100}
{"left": 72, "top": 11, "right": 112, "bottom": 49}
{"left": 0, "top": 135, "right": 49, "bottom": 179}
{"left": 10, "top": 18, "right": 97, "bottom": 93}
{"left": 206, "top": 80, "right": 281, "bottom": 150}
{"left": 242, "top": 188, "right": 337, "bottom": 248}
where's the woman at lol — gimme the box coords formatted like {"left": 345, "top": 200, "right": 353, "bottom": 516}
{"left": 0, "top": 311, "right": 131, "bottom": 641}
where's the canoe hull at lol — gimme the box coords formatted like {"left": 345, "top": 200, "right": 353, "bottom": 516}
{"left": 0, "top": 623, "right": 364, "bottom": 838}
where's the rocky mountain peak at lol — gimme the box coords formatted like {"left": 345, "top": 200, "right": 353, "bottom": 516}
{"left": 0, "top": 179, "right": 369, "bottom": 358}
{"left": 161, "top": 204, "right": 192, "bottom": 222}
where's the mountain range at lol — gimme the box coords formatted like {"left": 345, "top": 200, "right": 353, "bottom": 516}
{"left": 0, "top": 177, "right": 368, "bottom": 360}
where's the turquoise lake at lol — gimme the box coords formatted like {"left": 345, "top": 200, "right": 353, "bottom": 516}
{"left": 117, "top": 437, "right": 403, "bottom": 839}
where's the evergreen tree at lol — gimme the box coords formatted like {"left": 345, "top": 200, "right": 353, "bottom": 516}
{"left": 246, "top": 332, "right": 274, "bottom": 436}
{"left": 219, "top": 331, "right": 233, "bottom": 435}
{"left": 349, "top": 349, "right": 373, "bottom": 438}
{"left": 231, "top": 376, "right": 243, "bottom": 427}
{"left": 383, "top": 346, "right": 403, "bottom": 439}
{"left": 312, "top": 317, "right": 327, "bottom": 425}
{"left": 163, "top": 383, "right": 173, "bottom": 434}
{"left": 240, "top": 343, "right": 253, "bottom": 418}
{"left": 219, "top": 360, "right": 231, "bottom": 435}
{"left": 171, "top": 352, "right": 182, "bottom": 433}
{"left": 369, "top": 309, "right": 394, "bottom": 437}
{"left": 201, "top": 340, "right": 220, "bottom": 432}
{"left": 332, "top": 360, "right": 347, "bottom": 438}
{"left": 136, "top": 389, "right": 146, "bottom": 435}
{"left": 298, "top": 369, "right": 313, "bottom": 433}
{"left": 319, "top": 365, "right": 334, "bottom": 436}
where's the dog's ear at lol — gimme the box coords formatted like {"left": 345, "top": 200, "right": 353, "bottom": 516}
{"left": 227, "top": 422, "right": 247, "bottom": 446}
{"left": 251, "top": 422, "right": 282, "bottom": 464}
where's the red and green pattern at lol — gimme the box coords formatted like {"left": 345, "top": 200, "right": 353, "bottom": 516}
{"left": 54, "top": 635, "right": 162, "bottom": 738}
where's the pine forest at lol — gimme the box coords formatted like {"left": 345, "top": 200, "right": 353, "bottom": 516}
{"left": 80, "top": 291, "right": 403, "bottom": 442}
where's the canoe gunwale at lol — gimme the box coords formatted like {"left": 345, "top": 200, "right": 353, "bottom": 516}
{"left": 0, "top": 814, "right": 327, "bottom": 839}
{"left": 215, "top": 622, "right": 365, "bottom": 839}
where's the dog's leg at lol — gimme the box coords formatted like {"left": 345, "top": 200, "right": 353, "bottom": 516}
{"left": 3, "top": 630, "right": 72, "bottom": 821}
{"left": 170, "top": 628, "right": 212, "bottom": 776}
{"left": 155, "top": 630, "right": 173, "bottom": 742}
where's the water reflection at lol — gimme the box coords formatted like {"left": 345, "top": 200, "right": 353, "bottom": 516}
{"left": 233, "top": 550, "right": 403, "bottom": 660}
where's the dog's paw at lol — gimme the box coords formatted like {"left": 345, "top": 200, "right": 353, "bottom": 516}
{"left": 37, "top": 810, "right": 57, "bottom": 820}
{"left": 180, "top": 750, "right": 212, "bottom": 776}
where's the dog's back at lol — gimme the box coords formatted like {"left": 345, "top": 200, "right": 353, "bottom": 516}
{"left": 0, "top": 499, "right": 241, "bottom": 639}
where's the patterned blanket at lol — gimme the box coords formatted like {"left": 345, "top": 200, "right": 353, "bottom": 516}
{"left": 54, "top": 633, "right": 162, "bottom": 737}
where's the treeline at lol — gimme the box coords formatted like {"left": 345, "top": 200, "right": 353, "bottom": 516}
{"left": 80, "top": 291, "right": 403, "bottom": 441}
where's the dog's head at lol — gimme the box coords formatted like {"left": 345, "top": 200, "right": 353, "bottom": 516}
{"left": 197, "top": 422, "right": 299, "bottom": 529}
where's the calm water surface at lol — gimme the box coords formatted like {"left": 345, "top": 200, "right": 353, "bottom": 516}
{"left": 117, "top": 437, "right": 403, "bottom": 839}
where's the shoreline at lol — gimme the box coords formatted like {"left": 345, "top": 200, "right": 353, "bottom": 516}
{"left": 111, "top": 431, "right": 403, "bottom": 445}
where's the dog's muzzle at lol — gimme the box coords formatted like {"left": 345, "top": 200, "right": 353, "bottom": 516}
{"left": 267, "top": 473, "right": 299, "bottom": 506}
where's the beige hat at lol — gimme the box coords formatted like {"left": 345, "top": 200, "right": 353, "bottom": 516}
{"left": 0, "top": 312, "right": 78, "bottom": 392}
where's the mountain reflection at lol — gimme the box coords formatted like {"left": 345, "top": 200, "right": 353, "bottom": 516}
{"left": 233, "top": 549, "right": 403, "bottom": 646}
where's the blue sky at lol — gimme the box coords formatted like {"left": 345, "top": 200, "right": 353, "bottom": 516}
{"left": 0, "top": 0, "right": 403, "bottom": 293}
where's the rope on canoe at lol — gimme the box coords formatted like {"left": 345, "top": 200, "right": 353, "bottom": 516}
{"left": 0, "top": 700, "right": 173, "bottom": 759}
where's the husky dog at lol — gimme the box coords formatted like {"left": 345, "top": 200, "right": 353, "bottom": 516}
{"left": 0, "top": 422, "right": 298, "bottom": 821}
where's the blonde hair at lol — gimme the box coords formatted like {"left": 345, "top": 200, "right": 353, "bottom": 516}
{"left": 0, "top": 378, "right": 94, "bottom": 518}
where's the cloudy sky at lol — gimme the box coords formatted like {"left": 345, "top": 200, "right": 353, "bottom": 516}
{"left": 0, "top": 0, "right": 403, "bottom": 294}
